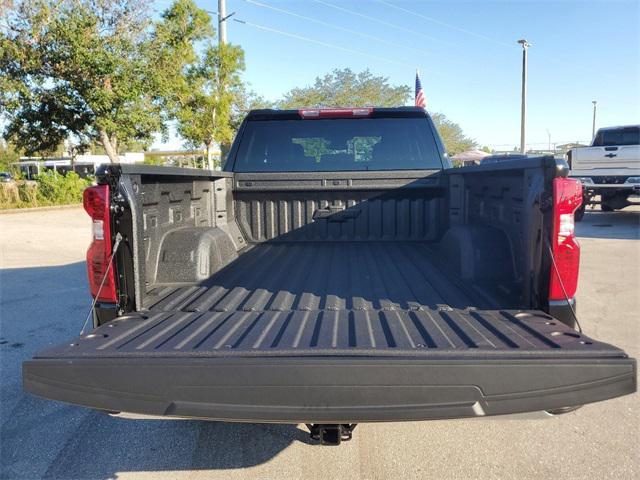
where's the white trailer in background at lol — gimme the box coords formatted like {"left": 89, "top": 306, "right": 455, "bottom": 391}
{"left": 14, "top": 152, "right": 145, "bottom": 179}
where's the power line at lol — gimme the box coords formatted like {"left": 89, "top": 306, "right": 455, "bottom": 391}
{"left": 241, "top": 0, "right": 439, "bottom": 61}
{"left": 233, "top": 18, "right": 416, "bottom": 69}
{"left": 310, "top": 0, "right": 455, "bottom": 47}
{"left": 375, "top": 0, "right": 622, "bottom": 84}
{"left": 241, "top": 0, "right": 487, "bottom": 74}
{"left": 375, "top": 0, "right": 514, "bottom": 49}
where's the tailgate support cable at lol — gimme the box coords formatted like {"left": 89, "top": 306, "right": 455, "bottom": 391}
{"left": 80, "top": 233, "right": 123, "bottom": 335}
{"left": 546, "top": 242, "right": 582, "bottom": 333}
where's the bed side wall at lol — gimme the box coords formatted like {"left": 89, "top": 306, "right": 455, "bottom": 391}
{"left": 444, "top": 160, "right": 550, "bottom": 308}
{"left": 115, "top": 172, "right": 244, "bottom": 309}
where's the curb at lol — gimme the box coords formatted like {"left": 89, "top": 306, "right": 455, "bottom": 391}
{"left": 0, "top": 204, "right": 83, "bottom": 215}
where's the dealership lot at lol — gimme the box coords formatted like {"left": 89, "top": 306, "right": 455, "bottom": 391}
{"left": 1, "top": 207, "right": 638, "bottom": 480}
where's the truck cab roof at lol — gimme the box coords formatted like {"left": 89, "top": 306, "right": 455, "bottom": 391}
{"left": 244, "top": 106, "right": 430, "bottom": 121}
{"left": 595, "top": 124, "right": 640, "bottom": 132}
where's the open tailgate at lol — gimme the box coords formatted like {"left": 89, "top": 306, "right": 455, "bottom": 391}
{"left": 23, "top": 309, "right": 636, "bottom": 423}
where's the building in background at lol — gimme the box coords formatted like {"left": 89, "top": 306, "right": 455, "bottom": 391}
{"left": 15, "top": 152, "right": 144, "bottom": 179}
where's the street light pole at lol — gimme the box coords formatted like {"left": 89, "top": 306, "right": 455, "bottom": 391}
{"left": 546, "top": 129, "right": 551, "bottom": 152}
{"left": 592, "top": 100, "right": 597, "bottom": 139}
{"left": 517, "top": 39, "right": 531, "bottom": 154}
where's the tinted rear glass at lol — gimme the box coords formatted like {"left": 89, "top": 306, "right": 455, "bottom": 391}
{"left": 231, "top": 118, "right": 443, "bottom": 172}
{"left": 593, "top": 127, "right": 639, "bottom": 146}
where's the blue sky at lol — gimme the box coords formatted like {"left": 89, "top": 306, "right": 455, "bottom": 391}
{"left": 154, "top": 0, "right": 640, "bottom": 151}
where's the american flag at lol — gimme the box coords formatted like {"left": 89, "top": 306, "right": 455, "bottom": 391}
{"left": 415, "top": 70, "right": 426, "bottom": 109}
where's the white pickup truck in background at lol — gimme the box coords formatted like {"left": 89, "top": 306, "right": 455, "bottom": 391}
{"left": 568, "top": 125, "right": 640, "bottom": 220}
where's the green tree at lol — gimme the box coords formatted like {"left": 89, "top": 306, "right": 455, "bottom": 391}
{"left": 150, "top": 0, "right": 213, "bottom": 111}
{"left": 275, "top": 68, "right": 475, "bottom": 155}
{"left": 230, "top": 87, "right": 273, "bottom": 135}
{"left": 1, "top": 0, "right": 164, "bottom": 163}
{"left": 151, "top": 0, "right": 248, "bottom": 168}
{"left": 430, "top": 113, "right": 476, "bottom": 155}
{"left": 173, "top": 44, "right": 245, "bottom": 169}
{"left": 278, "top": 68, "right": 411, "bottom": 108}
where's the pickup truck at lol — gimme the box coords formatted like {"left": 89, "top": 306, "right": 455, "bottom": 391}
{"left": 568, "top": 125, "right": 640, "bottom": 220}
{"left": 23, "top": 107, "right": 636, "bottom": 445}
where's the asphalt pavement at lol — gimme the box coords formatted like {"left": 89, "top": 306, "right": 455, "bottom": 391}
{"left": 1, "top": 206, "right": 638, "bottom": 480}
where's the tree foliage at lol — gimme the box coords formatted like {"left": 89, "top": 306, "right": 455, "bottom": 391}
{"left": 150, "top": 0, "right": 213, "bottom": 110}
{"left": 230, "top": 87, "right": 273, "bottom": 136}
{"left": 0, "top": 0, "right": 166, "bottom": 162}
{"left": 173, "top": 44, "right": 245, "bottom": 167}
{"left": 278, "top": 68, "right": 411, "bottom": 109}
{"left": 0, "top": 0, "right": 235, "bottom": 164}
{"left": 275, "top": 68, "right": 475, "bottom": 155}
{"left": 147, "top": 0, "right": 249, "bottom": 167}
{"left": 430, "top": 113, "right": 476, "bottom": 155}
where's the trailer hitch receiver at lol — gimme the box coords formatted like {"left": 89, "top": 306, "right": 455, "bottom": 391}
{"left": 307, "top": 424, "right": 357, "bottom": 445}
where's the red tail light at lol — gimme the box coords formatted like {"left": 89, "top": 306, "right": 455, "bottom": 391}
{"left": 549, "top": 178, "right": 582, "bottom": 301}
{"left": 83, "top": 184, "right": 117, "bottom": 302}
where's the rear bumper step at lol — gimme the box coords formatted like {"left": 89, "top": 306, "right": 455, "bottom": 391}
{"left": 23, "top": 356, "right": 636, "bottom": 423}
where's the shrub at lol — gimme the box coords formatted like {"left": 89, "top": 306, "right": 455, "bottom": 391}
{"left": 0, "top": 170, "right": 93, "bottom": 209}
{"left": 34, "top": 171, "right": 90, "bottom": 205}
{"left": 18, "top": 181, "right": 38, "bottom": 204}
{"left": 0, "top": 182, "right": 20, "bottom": 205}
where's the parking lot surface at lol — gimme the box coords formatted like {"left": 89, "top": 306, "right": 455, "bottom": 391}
{"left": 1, "top": 206, "right": 638, "bottom": 480}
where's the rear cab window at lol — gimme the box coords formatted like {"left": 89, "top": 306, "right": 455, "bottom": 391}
{"left": 227, "top": 111, "right": 445, "bottom": 172}
{"left": 592, "top": 126, "right": 640, "bottom": 147}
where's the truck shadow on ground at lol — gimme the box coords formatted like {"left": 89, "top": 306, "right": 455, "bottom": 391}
{"left": 576, "top": 209, "right": 640, "bottom": 240}
{"left": 0, "top": 263, "right": 314, "bottom": 479}
{"left": 40, "top": 410, "right": 315, "bottom": 479}
{"left": 3, "top": 396, "right": 314, "bottom": 479}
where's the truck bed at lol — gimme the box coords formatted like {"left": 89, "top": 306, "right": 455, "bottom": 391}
{"left": 32, "top": 241, "right": 629, "bottom": 358}
{"left": 46, "top": 241, "right": 610, "bottom": 357}
{"left": 146, "top": 240, "right": 483, "bottom": 314}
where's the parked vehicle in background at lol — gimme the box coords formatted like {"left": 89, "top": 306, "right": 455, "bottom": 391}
{"left": 568, "top": 125, "right": 640, "bottom": 220}
{"left": 23, "top": 108, "right": 636, "bottom": 445}
{"left": 0, "top": 172, "right": 14, "bottom": 182}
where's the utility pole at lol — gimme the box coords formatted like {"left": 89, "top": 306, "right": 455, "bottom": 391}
{"left": 546, "top": 129, "right": 551, "bottom": 152}
{"left": 203, "top": 1, "right": 227, "bottom": 171}
{"left": 592, "top": 100, "right": 597, "bottom": 139}
{"left": 517, "top": 39, "right": 531, "bottom": 154}
{"left": 218, "top": 0, "right": 227, "bottom": 45}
